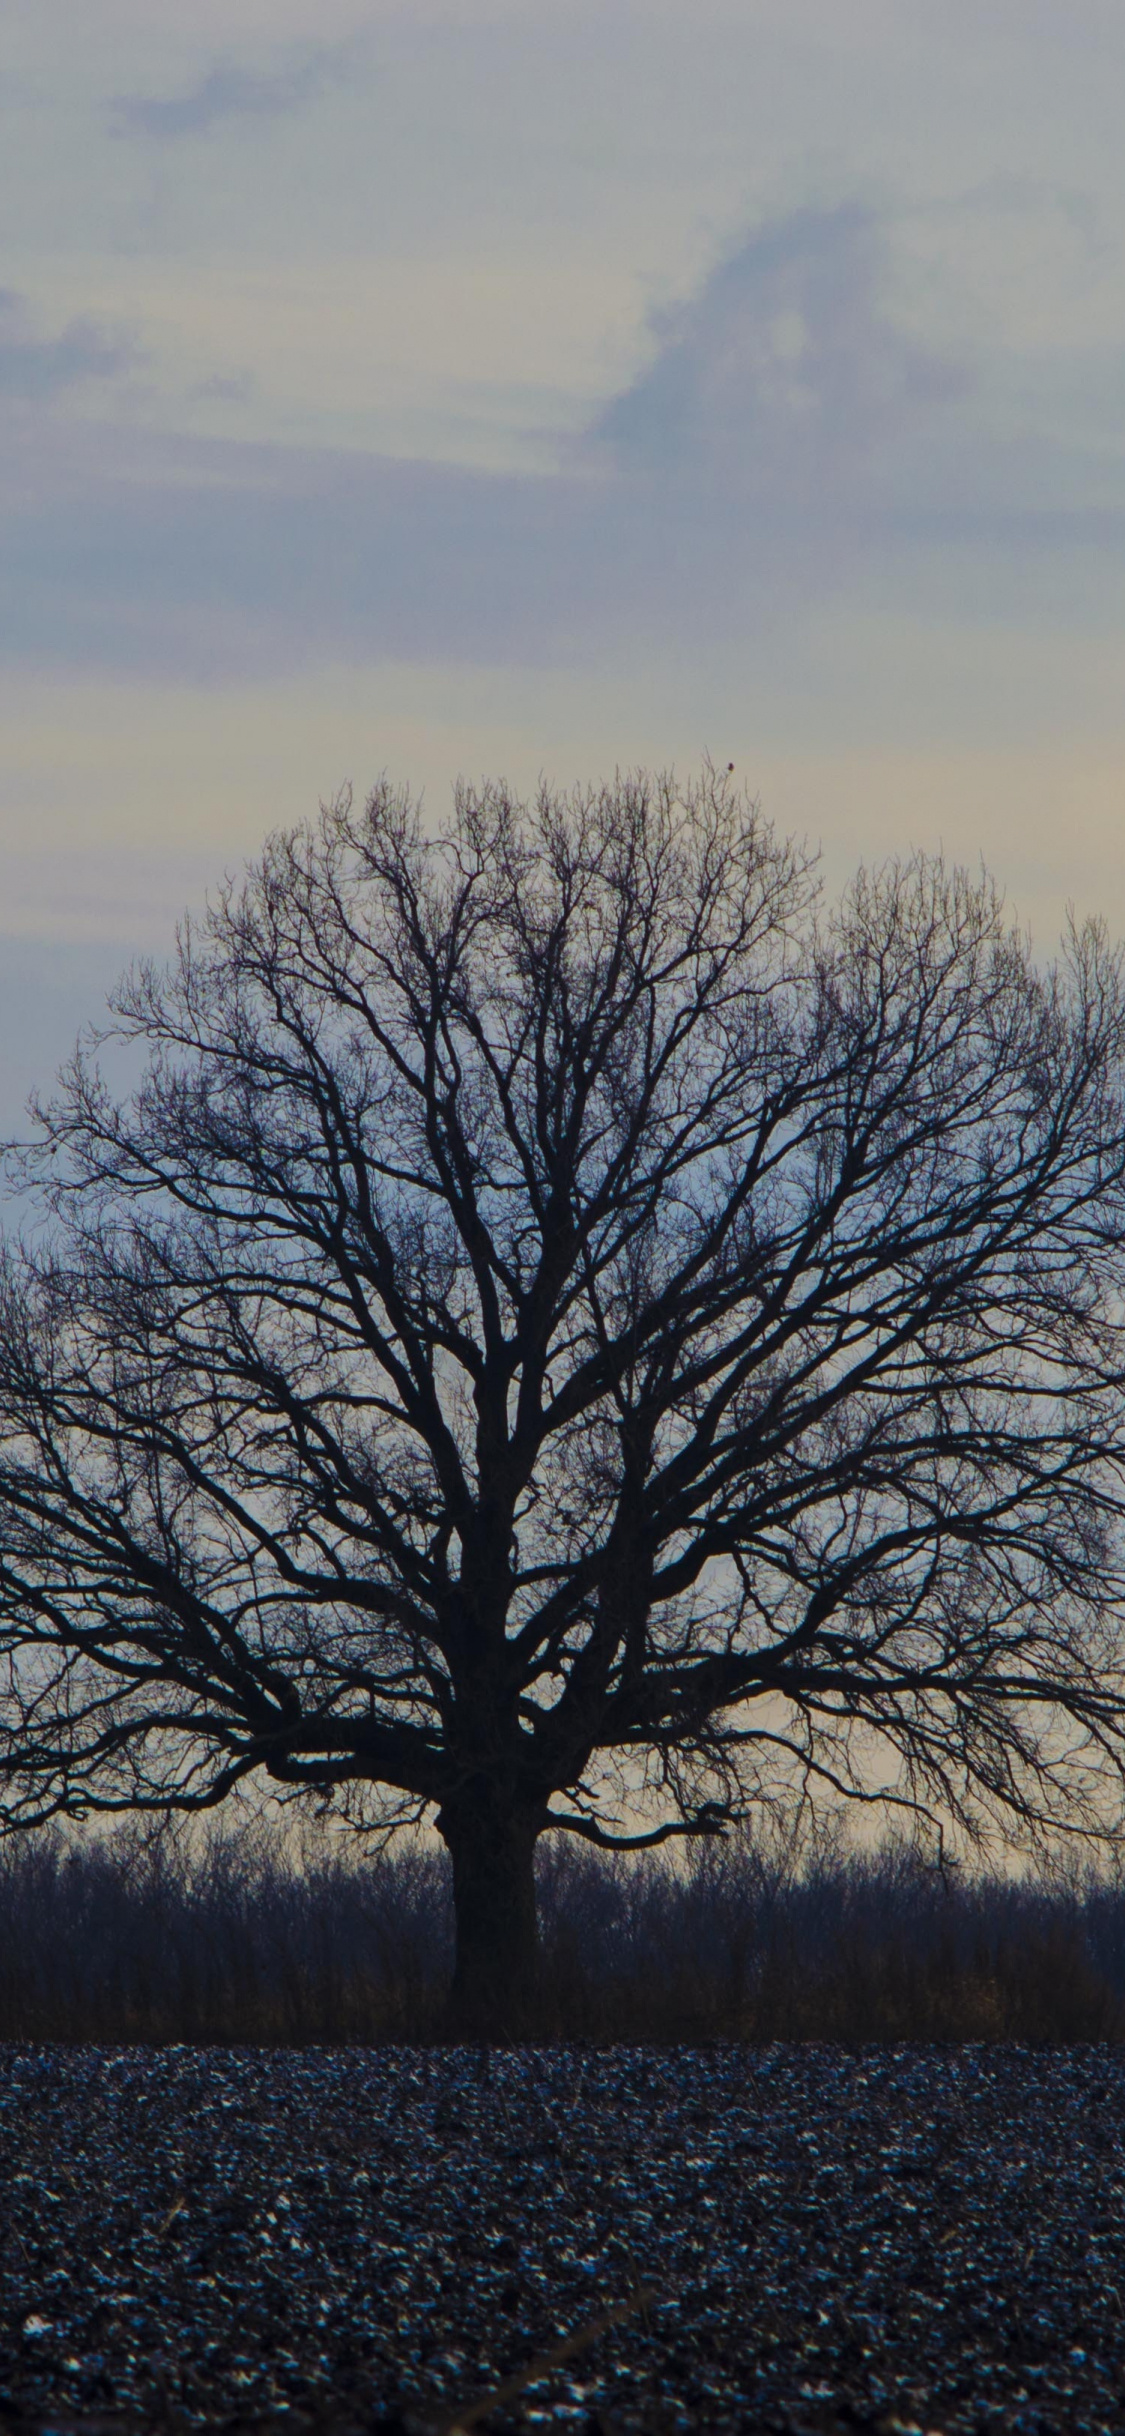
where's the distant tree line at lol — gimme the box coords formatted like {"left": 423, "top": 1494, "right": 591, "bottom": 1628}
{"left": 0, "top": 1819, "right": 1121, "bottom": 2043}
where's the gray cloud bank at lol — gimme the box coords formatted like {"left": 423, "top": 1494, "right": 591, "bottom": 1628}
{"left": 4, "top": 203, "right": 1124, "bottom": 686}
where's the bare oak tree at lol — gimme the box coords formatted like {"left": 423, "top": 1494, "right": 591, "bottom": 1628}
{"left": 1, "top": 769, "right": 1125, "bottom": 2033}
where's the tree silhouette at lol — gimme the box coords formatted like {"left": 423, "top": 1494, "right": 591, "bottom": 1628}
{"left": 1, "top": 769, "right": 1125, "bottom": 2033}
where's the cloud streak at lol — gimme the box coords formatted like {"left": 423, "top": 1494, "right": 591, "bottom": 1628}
{"left": 110, "top": 46, "right": 349, "bottom": 141}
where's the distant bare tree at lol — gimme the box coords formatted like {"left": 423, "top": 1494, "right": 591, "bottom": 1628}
{"left": 1, "top": 769, "right": 1125, "bottom": 2033}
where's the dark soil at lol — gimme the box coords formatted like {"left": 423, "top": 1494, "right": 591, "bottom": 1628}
{"left": 0, "top": 2044, "right": 1121, "bottom": 2434}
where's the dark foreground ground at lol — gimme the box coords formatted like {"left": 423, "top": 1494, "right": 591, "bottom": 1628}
{"left": 0, "top": 2047, "right": 1121, "bottom": 2436}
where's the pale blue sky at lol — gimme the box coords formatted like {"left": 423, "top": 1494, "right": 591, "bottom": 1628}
{"left": 2, "top": 0, "right": 1125, "bottom": 1123}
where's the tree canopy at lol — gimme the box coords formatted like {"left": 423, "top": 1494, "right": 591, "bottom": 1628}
{"left": 1, "top": 768, "right": 1125, "bottom": 2031}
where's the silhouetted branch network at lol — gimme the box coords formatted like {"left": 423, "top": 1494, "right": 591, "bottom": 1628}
{"left": 1, "top": 765, "right": 1125, "bottom": 2014}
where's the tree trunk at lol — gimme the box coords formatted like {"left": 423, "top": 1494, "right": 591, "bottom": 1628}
{"left": 438, "top": 1794, "right": 541, "bottom": 2040}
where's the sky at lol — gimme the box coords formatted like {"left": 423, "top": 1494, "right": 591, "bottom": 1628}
{"left": 2, "top": 0, "right": 1125, "bottom": 1128}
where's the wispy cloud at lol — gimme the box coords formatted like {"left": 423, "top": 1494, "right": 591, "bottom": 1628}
{"left": 1, "top": 202, "right": 1122, "bottom": 688}
{"left": 0, "top": 291, "right": 139, "bottom": 400}
{"left": 193, "top": 371, "right": 257, "bottom": 406}
{"left": 110, "top": 45, "right": 349, "bottom": 141}
{"left": 591, "top": 204, "right": 964, "bottom": 506}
